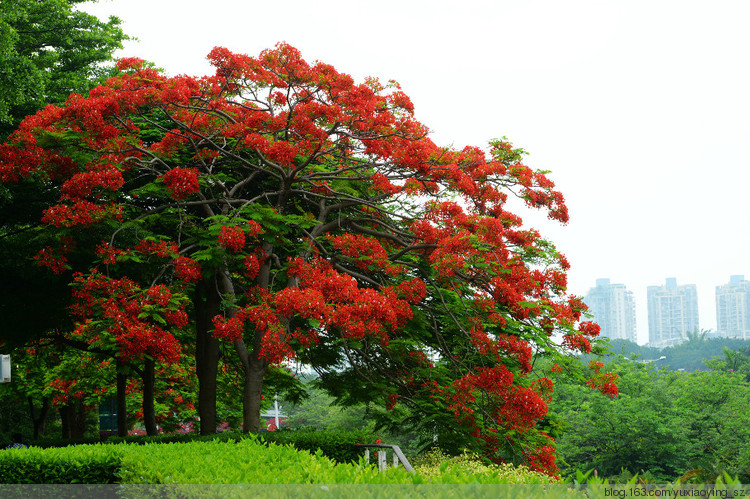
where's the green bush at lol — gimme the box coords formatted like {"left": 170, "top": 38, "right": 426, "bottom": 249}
{"left": 411, "top": 449, "right": 556, "bottom": 484}
{"left": 260, "top": 429, "right": 374, "bottom": 463}
{"left": 0, "top": 445, "right": 122, "bottom": 484}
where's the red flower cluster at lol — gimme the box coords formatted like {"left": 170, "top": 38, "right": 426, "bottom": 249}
{"left": 161, "top": 167, "right": 200, "bottom": 200}
{"left": 42, "top": 200, "right": 122, "bottom": 228}
{"left": 562, "top": 333, "right": 592, "bottom": 354}
{"left": 116, "top": 57, "right": 146, "bottom": 70}
{"left": 243, "top": 254, "right": 260, "bottom": 280}
{"left": 60, "top": 167, "right": 124, "bottom": 200}
{"left": 330, "top": 233, "right": 402, "bottom": 275}
{"left": 267, "top": 141, "right": 299, "bottom": 167}
{"left": 95, "top": 241, "right": 130, "bottom": 265}
{"left": 588, "top": 360, "right": 604, "bottom": 373}
{"left": 386, "top": 393, "right": 398, "bottom": 411}
{"left": 370, "top": 173, "right": 400, "bottom": 195}
{"left": 212, "top": 292, "right": 295, "bottom": 364}
{"left": 34, "top": 246, "right": 69, "bottom": 274}
{"left": 174, "top": 256, "right": 201, "bottom": 283}
{"left": 218, "top": 226, "right": 245, "bottom": 253}
{"left": 527, "top": 444, "right": 559, "bottom": 476}
{"left": 587, "top": 372, "right": 619, "bottom": 398}
{"left": 134, "top": 238, "right": 179, "bottom": 258}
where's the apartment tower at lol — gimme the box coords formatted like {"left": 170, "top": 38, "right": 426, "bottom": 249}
{"left": 583, "top": 278, "right": 637, "bottom": 342}
{"left": 646, "top": 278, "right": 698, "bottom": 348}
{"left": 716, "top": 275, "right": 750, "bottom": 339}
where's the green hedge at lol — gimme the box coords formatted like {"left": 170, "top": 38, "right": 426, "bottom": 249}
{"left": 0, "top": 438, "right": 557, "bottom": 485}
{"left": 117, "top": 438, "right": 555, "bottom": 484}
{"left": 0, "top": 445, "right": 122, "bottom": 484}
{"left": 117, "top": 438, "right": 395, "bottom": 484}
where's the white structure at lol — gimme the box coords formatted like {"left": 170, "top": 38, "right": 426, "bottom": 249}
{"left": 260, "top": 393, "right": 287, "bottom": 430}
{"left": 0, "top": 355, "right": 10, "bottom": 383}
{"left": 647, "top": 278, "right": 699, "bottom": 348}
{"left": 583, "top": 278, "right": 637, "bottom": 342}
{"left": 716, "top": 275, "right": 750, "bottom": 339}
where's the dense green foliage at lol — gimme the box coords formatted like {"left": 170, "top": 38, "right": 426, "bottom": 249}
{"left": 552, "top": 355, "right": 750, "bottom": 482}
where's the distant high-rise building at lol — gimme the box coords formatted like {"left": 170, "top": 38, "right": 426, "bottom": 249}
{"left": 646, "top": 278, "right": 698, "bottom": 348}
{"left": 583, "top": 278, "right": 637, "bottom": 342}
{"left": 716, "top": 275, "right": 750, "bottom": 339}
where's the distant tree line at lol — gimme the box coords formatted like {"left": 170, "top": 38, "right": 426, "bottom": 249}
{"left": 592, "top": 336, "right": 750, "bottom": 372}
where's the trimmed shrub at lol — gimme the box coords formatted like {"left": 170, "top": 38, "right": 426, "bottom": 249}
{"left": 260, "top": 429, "right": 374, "bottom": 463}
{"left": 0, "top": 445, "right": 122, "bottom": 484}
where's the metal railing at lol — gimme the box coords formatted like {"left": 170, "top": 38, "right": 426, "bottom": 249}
{"left": 354, "top": 443, "right": 414, "bottom": 472}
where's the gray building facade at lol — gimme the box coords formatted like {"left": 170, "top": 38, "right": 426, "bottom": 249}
{"left": 716, "top": 275, "right": 750, "bottom": 339}
{"left": 647, "top": 277, "right": 698, "bottom": 348}
{"left": 584, "top": 278, "right": 637, "bottom": 342}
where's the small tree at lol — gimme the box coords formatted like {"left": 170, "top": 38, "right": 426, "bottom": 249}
{"left": 0, "top": 43, "right": 611, "bottom": 473}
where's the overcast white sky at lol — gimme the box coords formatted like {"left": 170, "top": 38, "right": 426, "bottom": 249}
{"left": 82, "top": 0, "right": 749, "bottom": 344}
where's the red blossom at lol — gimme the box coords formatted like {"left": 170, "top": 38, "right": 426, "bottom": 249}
{"left": 116, "top": 57, "right": 146, "bottom": 70}
{"left": 161, "top": 167, "right": 200, "bottom": 200}
{"left": 34, "top": 246, "right": 69, "bottom": 274}
{"left": 562, "top": 333, "right": 591, "bottom": 354}
{"left": 386, "top": 393, "right": 398, "bottom": 411}
{"left": 587, "top": 372, "right": 619, "bottom": 398}
{"left": 219, "top": 226, "right": 245, "bottom": 253}
{"left": 243, "top": 254, "right": 261, "bottom": 279}
{"left": 135, "top": 239, "right": 179, "bottom": 258}
{"left": 588, "top": 361, "right": 604, "bottom": 373}
{"left": 527, "top": 444, "right": 559, "bottom": 476}
{"left": 96, "top": 242, "right": 130, "bottom": 265}
{"left": 42, "top": 200, "right": 122, "bottom": 228}
{"left": 174, "top": 256, "right": 202, "bottom": 283}
{"left": 578, "top": 321, "right": 601, "bottom": 337}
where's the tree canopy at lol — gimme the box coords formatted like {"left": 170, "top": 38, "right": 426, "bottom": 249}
{"left": 0, "top": 43, "right": 611, "bottom": 474}
{"left": 0, "top": 0, "right": 127, "bottom": 139}
{"left": 552, "top": 355, "right": 750, "bottom": 482}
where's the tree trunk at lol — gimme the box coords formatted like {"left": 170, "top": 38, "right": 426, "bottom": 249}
{"left": 116, "top": 367, "right": 128, "bottom": 437}
{"left": 69, "top": 402, "right": 87, "bottom": 439}
{"left": 142, "top": 358, "right": 157, "bottom": 436}
{"left": 235, "top": 335, "right": 268, "bottom": 433}
{"left": 28, "top": 396, "right": 50, "bottom": 440}
{"left": 60, "top": 405, "right": 71, "bottom": 439}
{"left": 60, "top": 403, "right": 88, "bottom": 438}
{"left": 195, "top": 276, "right": 221, "bottom": 435}
{"left": 233, "top": 243, "right": 273, "bottom": 434}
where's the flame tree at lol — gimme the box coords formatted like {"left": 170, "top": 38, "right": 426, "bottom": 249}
{"left": 0, "top": 43, "right": 612, "bottom": 474}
